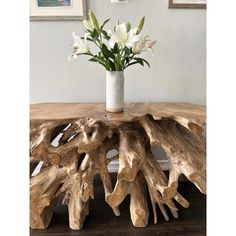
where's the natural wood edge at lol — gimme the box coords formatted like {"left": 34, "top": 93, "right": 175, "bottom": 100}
{"left": 30, "top": 110, "right": 206, "bottom": 230}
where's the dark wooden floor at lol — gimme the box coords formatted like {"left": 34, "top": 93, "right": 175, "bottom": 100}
{"left": 31, "top": 173, "right": 206, "bottom": 236}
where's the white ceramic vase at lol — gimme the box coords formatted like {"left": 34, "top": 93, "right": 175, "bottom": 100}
{"left": 106, "top": 71, "right": 124, "bottom": 112}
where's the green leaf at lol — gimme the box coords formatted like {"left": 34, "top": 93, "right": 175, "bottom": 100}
{"left": 94, "top": 55, "right": 107, "bottom": 63}
{"left": 134, "top": 58, "right": 144, "bottom": 66}
{"left": 108, "top": 60, "right": 116, "bottom": 71}
{"left": 125, "top": 57, "right": 150, "bottom": 70}
{"left": 123, "top": 47, "right": 132, "bottom": 57}
{"left": 101, "top": 19, "right": 110, "bottom": 30}
{"left": 101, "top": 30, "right": 110, "bottom": 40}
{"left": 88, "top": 57, "right": 110, "bottom": 70}
{"left": 102, "top": 62, "right": 110, "bottom": 71}
{"left": 140, "top": 58, "right": 150, "bottom": 68}
{"left": 90, "top": 29, "right": 99, "bottom": 40}
{"left": 134, "top": 57, "right": 150, "bottom": 68}
{"left": 125, "top": 57, "right": 130, "bottom": 65}
{"left": 101, "top": 43, "right": 115, "bottom": 59}
{"left": 88, "top": 58, "right": 98, "bottom": 62}
{"left": 86, "top": 29, "right": 93, "bottom": 35}
{"left": 112, "top": 43, "right": 119, "bottom": 54}
{"left": 81, "top": 36, "right": 93, "bottom": 42}
{"left": 126, "top": 61, "right": 139, "bottom": 68}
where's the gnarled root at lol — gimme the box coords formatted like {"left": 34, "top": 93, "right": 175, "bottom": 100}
{"left": 107, "top": 121, "right": 189, "bottom": 225}
{"left": 30, "top": 113, "right": 206, "bottom": 230}
{"left": 30, "top": 165, "right": 68, "bottom": 229}
{"left": 30, "top": 118, "right": 119, "bottom": 230}
{"left": 139, "top": 114, "right": 206, "bottom": 201}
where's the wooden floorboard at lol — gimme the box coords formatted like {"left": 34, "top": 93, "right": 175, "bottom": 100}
{"left": 30, "top": 173, "right": 206, "bottom": 236}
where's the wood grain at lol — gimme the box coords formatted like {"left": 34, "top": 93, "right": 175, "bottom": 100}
{"left": 30, "top": 102, "right": 206, "bottom": 230}
{"left": 31, "top": 102, "right": 205, "bottom": 123}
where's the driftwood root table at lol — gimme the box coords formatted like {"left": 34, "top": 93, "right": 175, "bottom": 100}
{"left": 30, "top": 103, "right": 206, "bottom": 230}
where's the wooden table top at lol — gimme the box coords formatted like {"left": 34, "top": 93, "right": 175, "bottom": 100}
{"left": 30, "top": 102, "right": 206, "bottom": 126}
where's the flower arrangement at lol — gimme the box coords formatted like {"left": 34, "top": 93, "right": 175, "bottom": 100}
{"left": 69, "top": 10, "right": 156, "bottom": 71}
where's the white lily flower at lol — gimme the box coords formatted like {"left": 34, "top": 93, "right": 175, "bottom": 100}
{"left": 125, "top": 28, "right": 140, "bottom": 48}
{"left": 108, "top": 23, "right": 139, "bottom": 49}
{"left": 144, "top": 40, "right": 157, "bottom": 51}
{"left": 132, "top": 33, "right": 156, "bottom": 54}
{"left": 68, "top": 32, "right": 90, "bottom": 61}
{"left": 68, "top": 11, "right": 156, "bottom": 70}
{"left": 69, "top": 32, "right": 90, "bottom": 62}
{"left": 72, "top": 31, "right": 90, "bottom": 52}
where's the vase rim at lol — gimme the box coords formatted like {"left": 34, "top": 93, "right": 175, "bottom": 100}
{"left": 106, "top": 70, "right": 124, "bottom": 73}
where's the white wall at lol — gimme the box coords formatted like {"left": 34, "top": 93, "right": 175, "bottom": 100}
{"left": 30, "top": 0, "right": 206, "bottom": 105}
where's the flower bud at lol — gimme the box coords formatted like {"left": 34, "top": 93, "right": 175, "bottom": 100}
{"left": 137, "top": 17, "right": 145, "bottom": 34}
{"left": 83, "top": 20, "right": 93, "bottom": 31}
{"left": 126, "top": 22, "right": 131, "bottom": 32}
{"left": 88, "top": 10, "right": 100, "bottom": 31}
